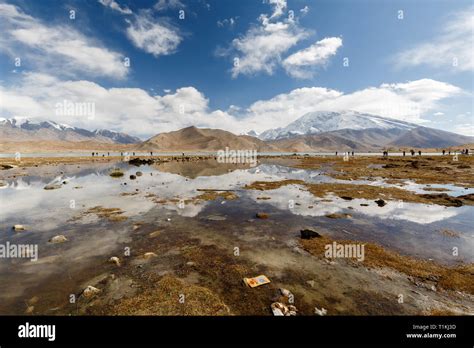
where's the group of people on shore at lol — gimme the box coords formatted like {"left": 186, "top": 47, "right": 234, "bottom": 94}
{"left": 334, "top": 149, "right": 471, "bottom": 157}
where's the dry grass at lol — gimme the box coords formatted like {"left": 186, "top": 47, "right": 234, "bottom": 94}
{"left": 295, "top": 156, "right": 474, "bottom": 186}
{"left": 84, "top": 206, "right": 127, "bottom": 222}
{"left": 111, "top": 275, "right": 230, "bottom": 315}
{"left": 300, "top": 235, "right": 474, "bottom": 295}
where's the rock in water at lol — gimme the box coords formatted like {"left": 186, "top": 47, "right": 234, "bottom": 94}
{"left": 255, "top": 212, "right": 269, "bottom": 219}
{"left": 82, "top": 285, "right": 101, "bottom": 299}
{"left": 13, "top": 224, "right": 26, "bottom": 231}
{"left": 44, "top": 184, "right": 62, "bottom": 190}
{"left": 136, "top": 171, "right": 143, "bottom": 176}
{"left": 374, "top": 199, "right": 386, "bottom": 207}
{"left": 129, "top": 175, "right": 136, "bottom": 180}
{"left": 49, "top": 235, "right": 68, "bottom": 243}
{"left": 300, "top": 229, "right": 321, "bottom": 239}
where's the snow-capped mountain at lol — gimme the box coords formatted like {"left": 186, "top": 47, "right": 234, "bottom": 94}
{"left": 0, "top": 118, "right": 141, "bottom": 144}
{"left": 258, "top": 110, "right": 418, "bottom": 140}
{"left": 93, "top": 129, "right": 141, "bottom": 144}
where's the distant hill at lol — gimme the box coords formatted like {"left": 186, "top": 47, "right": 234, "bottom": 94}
{"left": 388, "top": 127, "right": 474, "bottom": 148}
{"left": 138, "top": 126, "right": 279, "bottom": 152}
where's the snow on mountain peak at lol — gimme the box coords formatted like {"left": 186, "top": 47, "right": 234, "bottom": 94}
{"left": 259, "top": 110, "right": 417, "bottom": 140}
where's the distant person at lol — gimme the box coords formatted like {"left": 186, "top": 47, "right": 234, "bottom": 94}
{"left": 351, "top": 151, "right": 354, "bottom": 156}
{"left": 96, "top": 152, "right": 98, "bottom": 156}
{"left": 448, "top": 151, "right": 451, "bottom": 155}
{"left": 442, "top": 150, "right": 445, "bottom": 155}
{"left": 335, "top": 151, "right": 338, "bottom": 156}
{"left": 107, "top": 152, "right": 110, "bottom": 156}
{"left": 133, "top": 152, "right": 135, "bottom": 156}
{"left": 403, "top": 151, "right": 406, "bottom": 157}
{"left": 121, "top": 152, "right": 123, "bottom": 156}
{"left": 418, "top": 150, "right": 421, "bottom": 156}
{"left": 150, "top": 151, "right": 153, "bottom": 156}
{"left": 410, "top": 150, "right": 415, "bottom": 156}
{"left": 92, "top": 152, "right": 94, "bottom": 157}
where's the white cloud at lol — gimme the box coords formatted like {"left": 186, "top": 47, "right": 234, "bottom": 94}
{"left": 433, "top": 112, "right": 444, "bottom": 116}
{"left": 217, "top": 17, "right": 238, "bottom": 28}
{"left": 154, "top": 0, "right": 185, "bottom": 11}
{"left": 0, "top": 73, "right": 463, "bottom": 137}
{"left": 0, "top": 72, "right": 240, "bottom": 138}
{"left": 395, "top": 6, "right": 474, "bottom": 72}
{"left": 239, "top": 79, "right": 463, "bottom": 132}
{"left": 452, "top": 123, "right": 474, "bottom": 137}
{"left": 267, "top": 0, "right": 287, "bottom": 19}
{"left": 126, "top": 11, "right": 182, "bottom": 57}
{"left": 98, "top": 0, "right": 132, "bottom": 14}
{"left": 300, "top": 6, "right": 310, "bottom": 15}
{"left": 282, "top": 37, "right": 342, "bottom": 78}
{"left": 220, "top": 0, "right": 340, "bottom": 79}
{"left": 0, "top": 3, "right": 128, "bottom": 79}
{"left": 229, "top": 20, "right": 310, "bottom": 78}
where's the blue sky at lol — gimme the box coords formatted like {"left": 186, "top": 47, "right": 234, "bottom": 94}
{"left": 0, "top": 0, "right": 472, "bottom": 138}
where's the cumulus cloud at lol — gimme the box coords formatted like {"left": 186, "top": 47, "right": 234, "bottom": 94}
{"left": 220, "top": 0, "right": 341, "bottom": 79}
{"left": 0, "top": 3, "right": 128, "bottom": 79}
{"left": 126, "top": 11, "right": 182, "bottom": 57}
{"left": 282, "top": 37, "right": 342, "bottom": 78}
{"left": 240, "top": 79, "right": 462, "bottom": 132}
{"left": 395, "top": 6, "right": 473, "bottom": 72}
{"left": 217, "top": 0, "right": 313, "bottom": 78}
{"left": 0, "top": 73, "right": 463, "bottom": 137}
{"left": 98, "top": 0, "right": 132, "bottom": 14}
{"left": 0, "top": 72, "right": 240, "bottom": 138}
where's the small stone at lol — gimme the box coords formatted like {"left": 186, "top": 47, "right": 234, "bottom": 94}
{"left": 82, "top": 285, "right": 101, "bottom": 299}
{"left": 50, "top": 235, "right": 68, "bottom": 243}
{"left": 314, "top": 307, "right": 327, "bottom": 316}
{"left": 256, "top": 212, "right": 269, "bottom": 219}
{"left": 44, "top": 184, "right": 62, "bottom": 190}
{"left": 130, "top": 175, "right": 136, "bottom": 180}
{"left": 307, "top": 280, "right": 315, "bottom": 288}
{"left": 300, "top": 229, "right": 321, "bottom": 239}
{"left": 13, "top": 224, "right": 26, "bottom": 231}
{"left": 279, "top": 288, "right": 292, "bottom": 297}
{"left": 109, "top": 256, "right": 121, "bottom": 266}
{"left": 149, "top": 230, "right": 161, "bottom": 238}
{"left": 143, "top": 252, "right": 157, "bottom": 259}
{"left": 375, "top": 199, "right": 386, "bottom": 207}
{"left": 186, "top": 261, "right": 195, "bottom": 266}
{"left": 136, "top": 171, "right": 143, "bottom": 176}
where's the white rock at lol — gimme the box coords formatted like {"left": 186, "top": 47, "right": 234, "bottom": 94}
{"left": 50, "top": 235, "right": 68, "bottom": 243}
{"left": 82, "top": 285, "right": 101, "bottom": 299}
{"left": 143, "top": 252, "right": 157, "bottom": 259}
{"left": 315, "top": 307, "right": 327, "bottom": 316}
{"left": 109, "top": 256, "right": 121, "bottom": 266}
{"left": 13, "top": 224, "right": 26, "bottom": 231}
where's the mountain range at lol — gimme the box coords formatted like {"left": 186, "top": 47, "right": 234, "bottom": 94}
{"left": 0, "top": 118, "right": 141, "bottom": 144}
{"left": 1, "top": 112, "right": 472, "bottom": 153}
